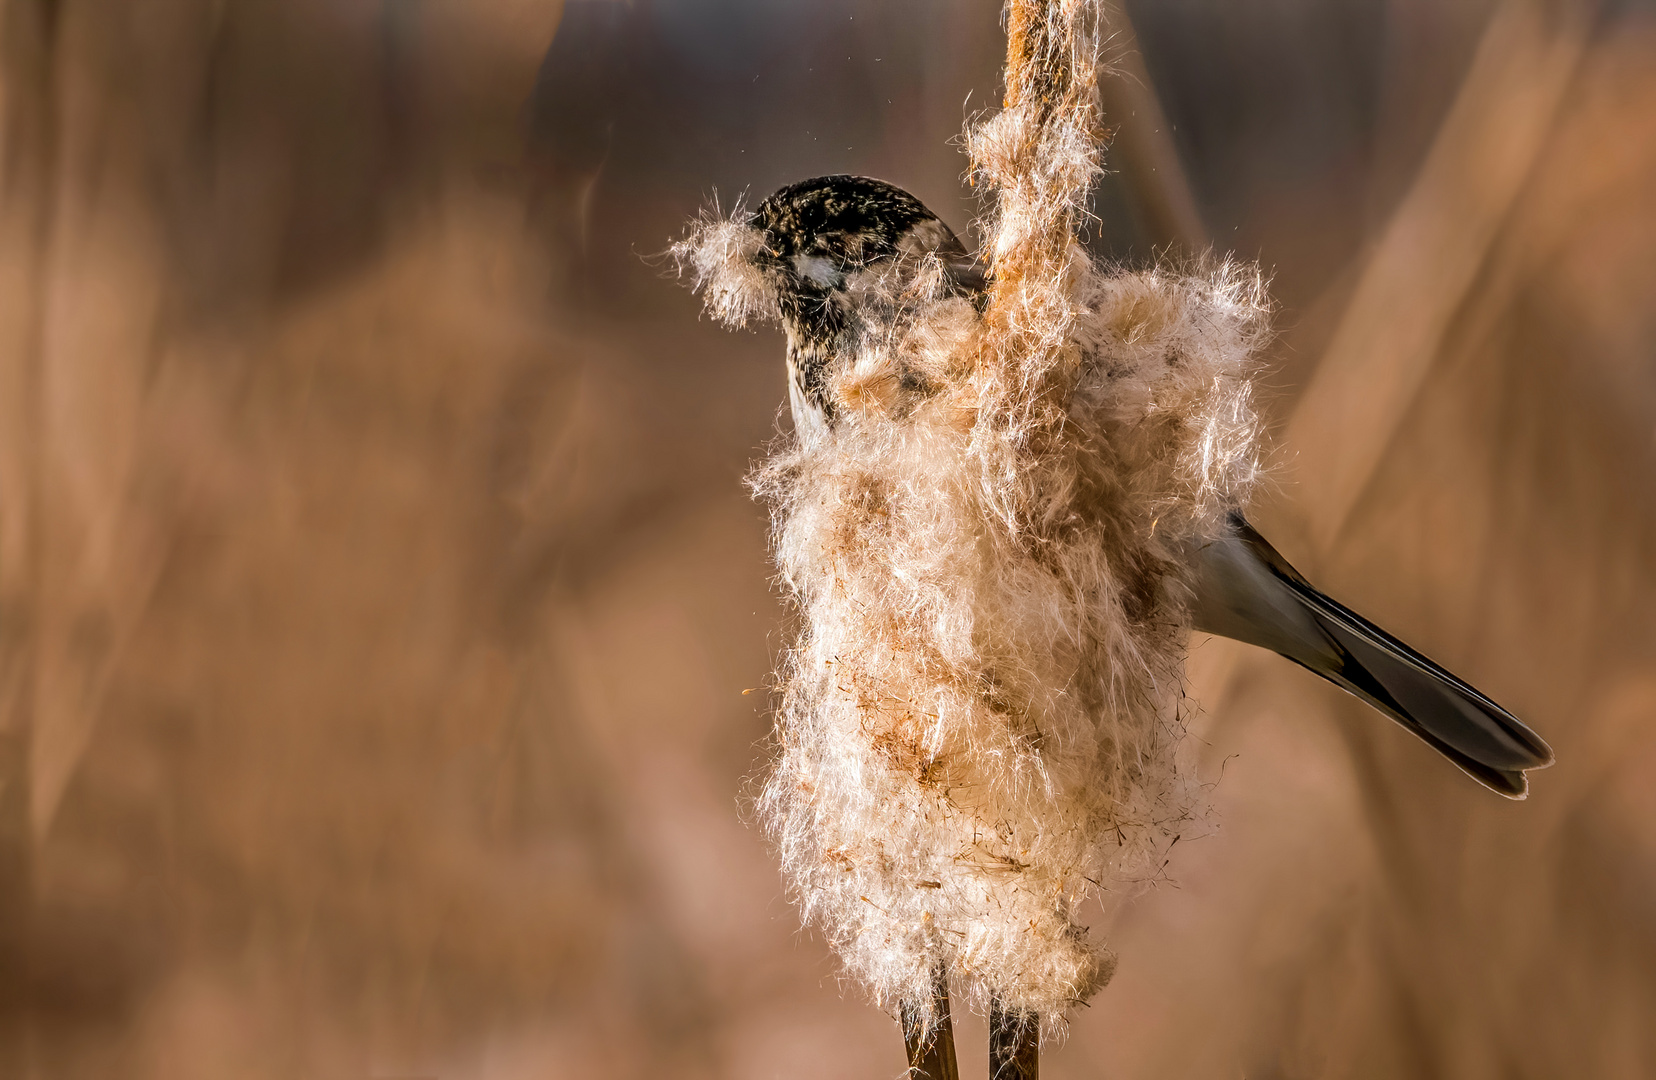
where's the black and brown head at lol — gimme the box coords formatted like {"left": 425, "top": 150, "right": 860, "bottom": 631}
{"left": 745, "top": 175, "right": 983, "bottom": 434}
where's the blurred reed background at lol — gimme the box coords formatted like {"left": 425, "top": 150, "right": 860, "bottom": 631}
{"left": 0, "top": 0, "right": 1653, "bottom": 1076}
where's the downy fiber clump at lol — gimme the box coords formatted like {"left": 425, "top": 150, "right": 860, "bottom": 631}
{"left": 679, "top": 0, "right": 1269, "bottom": 1035}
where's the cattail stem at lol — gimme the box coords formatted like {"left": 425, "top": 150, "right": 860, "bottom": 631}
{"left": 989, "top": 999, "right": 1040, "bottom": 1079}
{"left": 674, "top": 0, "right": 1265, "bottom": 1054}
{"left": 899, "top": 970, "right": 960, "bottom": 1080}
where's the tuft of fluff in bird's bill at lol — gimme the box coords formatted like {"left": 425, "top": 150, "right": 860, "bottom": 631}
{"left": 669, "top": 207, "right": 779, "bottom": 327}
{"left": 673, "top": 4, "right": 1271, "bottom": 1043}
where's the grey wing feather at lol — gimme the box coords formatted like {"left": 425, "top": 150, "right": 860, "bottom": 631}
{"left": 1189, "top": 513, "right": 1554, "bottom": 799}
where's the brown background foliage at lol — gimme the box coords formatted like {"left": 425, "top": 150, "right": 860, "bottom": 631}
{"left": 0, "top": 0, "right": 1652, "bottom": 1077}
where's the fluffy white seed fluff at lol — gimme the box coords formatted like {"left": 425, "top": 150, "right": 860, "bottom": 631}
{"left": 670, "top": 207, "right": 779, "bottom": 327}
{"left": 675, "top": 0, "right": 1270, "bottom": 1038}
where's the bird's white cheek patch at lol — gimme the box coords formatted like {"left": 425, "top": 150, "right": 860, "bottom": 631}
{"left": 792, "top": 254, "right": 842, "bottom": 288}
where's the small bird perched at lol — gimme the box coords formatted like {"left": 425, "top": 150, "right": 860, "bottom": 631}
{"left": 748, "top": 173, "right": 1552, "bottom": 796}
{"left": 674, "top": 172, "right": 1551, "bottom": 1076}
{"left": 678, "top": 11, "right": 1544, "bottom": 1080}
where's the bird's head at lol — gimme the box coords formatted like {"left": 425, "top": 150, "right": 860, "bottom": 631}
{"left": 674, "top": 174, "right": 983, "bottom": 439}
{"left": 757, "top": 176, "right": 983, "bottom": 434}
{"left": 750, "top": 175, "right": 979, "bottom": 326}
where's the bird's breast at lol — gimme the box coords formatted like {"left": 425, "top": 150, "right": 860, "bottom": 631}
{"left": 786, "top": 342, "right": 835, "bottom": 442}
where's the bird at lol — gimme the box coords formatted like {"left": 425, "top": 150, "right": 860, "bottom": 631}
{"left": 702, "top": 172, "right": 1555, "bottom": 1080}
{"left": 746, "top": 172, "right": 1554, "bottom": 800}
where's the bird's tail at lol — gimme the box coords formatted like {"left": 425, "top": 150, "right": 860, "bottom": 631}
{"left": 1189, "top": 514, "right": 1554, "bottom": 798}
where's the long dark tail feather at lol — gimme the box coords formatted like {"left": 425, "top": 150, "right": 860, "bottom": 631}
{"left": 1189, "top": 513, "right": 1554, "bottom": 799}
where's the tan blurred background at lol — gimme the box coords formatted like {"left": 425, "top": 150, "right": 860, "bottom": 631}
{"left": 1, "top": 0, "right": 1653, "bottom": 1077}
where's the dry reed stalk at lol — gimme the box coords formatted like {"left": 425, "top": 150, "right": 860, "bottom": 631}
{"left": 676, "top": 0, "right": 1270, "bottom": 1051}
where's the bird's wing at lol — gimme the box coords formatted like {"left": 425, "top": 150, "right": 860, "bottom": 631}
{"left": 1188, "top": 513, "right": 1554, "bottom": 798}
{"left": 920, "top": 227, "right": 988, "bottom": 298}
{"left": 941, "top": 253, "right": 989, "bottom": 297}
